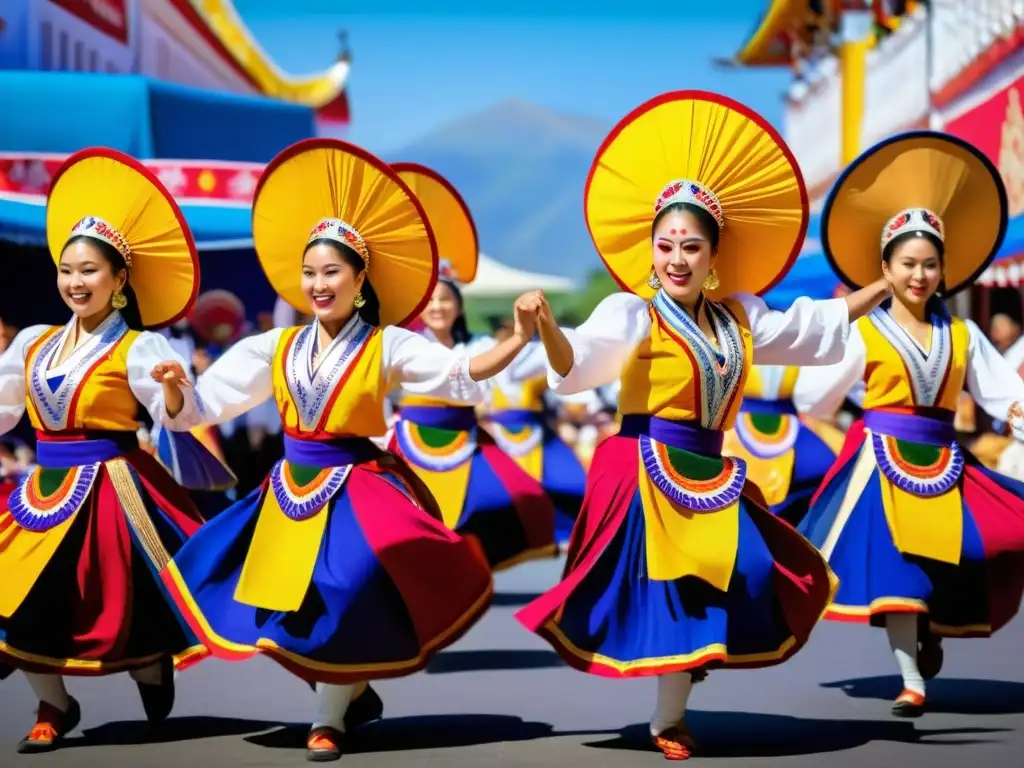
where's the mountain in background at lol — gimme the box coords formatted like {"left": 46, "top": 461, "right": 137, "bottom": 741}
{"left": 388, "top": 99, "right": 609, "bottom": 279}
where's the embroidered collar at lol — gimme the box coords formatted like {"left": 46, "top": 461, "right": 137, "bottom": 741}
{"left": 868, "top": 304, "right": 952, "bottom": 407}
{"left": 30, "top": 312, "right": 129, "bottom": 430}
{"left": 652, "top": 290, "right": 745, "bottom": 429}
{"left": 287, "top": 315, "right": 373, "bottom": 430}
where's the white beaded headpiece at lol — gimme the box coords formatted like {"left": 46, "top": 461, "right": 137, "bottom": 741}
{"left": 307, "top": 217, "right": 369, "bottom": 266}
{"left": 70, "top": 216, "right": 132, "bottom": 266}
{"left": 654, "top": 179, "right": 725, "bottom": 230}
{"left": 881, "top": 207, "right": 944, "bottom": 253}
{"left": 438, "top": 259, "right": 456, "bottom": 282}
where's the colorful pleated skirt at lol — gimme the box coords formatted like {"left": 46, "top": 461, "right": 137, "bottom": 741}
{"left": 722, "top": 398, "right": 842, "bottom": 527}
{"left": 163, "top": 436, "right": 493, "bottom": 684}
{"left": 517, "top": 415, "right": 836, "bottom": 678}
{"left": 0, "top": 431, "right": 208, "bottom": 676}
{"left": 483, "top": 408, "right": 586, "bottom": 543}
{"left": 390, "top": 405, "right": 557, "bottom": 570}
{"left": 799, "top": 407, "right": 1024, "bottom": 637}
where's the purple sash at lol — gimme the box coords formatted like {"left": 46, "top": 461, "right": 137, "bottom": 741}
{"left": 35, "top": 431, "right": 138, "bottom": 469}
{"left": 283, "top": 435, "right": 380, "bottom": 468}
{"left": 485, "top": 409, "right": 545, "bottom": 428}
{"left": 399, "top": 405, "right": 478, "bottom": 431}
{"left": 863, "top": 408, "right": 956, "bottom": 446}
{"left": 619, "top": 414, "right": 723, "bottom": 456}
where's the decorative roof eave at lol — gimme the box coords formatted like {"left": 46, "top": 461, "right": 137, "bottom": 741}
{"left": 733, "top": 0, "right": 833, "bottom": 67}
{"left": 188, "top": 0, "right": 350, "bottom": 109}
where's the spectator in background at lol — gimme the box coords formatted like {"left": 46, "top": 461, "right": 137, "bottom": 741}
{"left": 992, "top": 313, "right": 1024, "bottom": 375}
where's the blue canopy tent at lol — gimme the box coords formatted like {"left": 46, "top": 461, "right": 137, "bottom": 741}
{"left": 0, "top": 72, "right": 312, "bottom": 327}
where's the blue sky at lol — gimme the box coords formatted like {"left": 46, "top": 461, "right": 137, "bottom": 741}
{"left": 234, "top": 1, "right": 792, "bottom": 154}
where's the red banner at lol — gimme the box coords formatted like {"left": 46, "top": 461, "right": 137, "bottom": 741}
{"left": 944, "top": 73, "right": 1024, "bottom": 217}
{"left": 48, "top": 0, "right": 129, "bottom": 44}
{"left": 0, "top": 154, "right": 263, "bottom": 205}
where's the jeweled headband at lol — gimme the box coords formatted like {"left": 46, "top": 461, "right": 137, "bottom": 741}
{"left": 654, "top": 179, "right": 725, "bottom": 230}
{"left": 881, "top": 207, "right": 944, "bottom": 253}
{"left": 70, "top": 216, "right": 132, "bottom": 266}
{"left": 307, "top": 217, "right": 370, "bottom": 266}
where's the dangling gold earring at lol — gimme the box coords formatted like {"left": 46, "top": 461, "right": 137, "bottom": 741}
{"left": 702, "top": 268, "right": 720, "bottom": 292}
{"left": 353, "top": 293, "right": 366, "bottom": 309}
{"left": 647, "top": 267, "right": 662, "bottom": 289}
{"left": 111, "top": 290, "right": 127, "bottom": 310}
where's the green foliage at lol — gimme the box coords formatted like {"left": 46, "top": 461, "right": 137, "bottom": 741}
{"left": 462, "top": 267, "right": 619, "bottom": 333}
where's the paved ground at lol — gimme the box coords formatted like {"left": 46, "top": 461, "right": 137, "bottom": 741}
{"left": 3, "top": 555, "right": 1024, "bottom": 767}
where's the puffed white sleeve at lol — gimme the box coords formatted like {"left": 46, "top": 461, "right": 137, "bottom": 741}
{"left": 383, "top": 326, "right": 489, "bottom": 405}
{"left": 506, "top": 338, "right": 548, "bottom": 383}
{"left": 964, "top": 319, "right": 1024, "bottom": 441}
{"left": 792, "top": 325, "right": 868, "bottom": 419}
{"left": 190, "top": 329, "right": 282, "bottom": 426}
{"left": 0, "top": 325, "right": 47, "bottom": 436}
{"left": 127, "top": 331, "right": 206, "bottom": 431}
{"left": 550, "top": 292, "right": 651, "bottom": 395}
{"left": 737, "top": 293, "right": 851, "bottom": 366}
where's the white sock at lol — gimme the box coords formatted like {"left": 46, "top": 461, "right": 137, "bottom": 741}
{"left": 25, "top": 673, "right": 70, "bottom": 712}
{"left": 129, "top": 662, "right": 162, "bottom": 686}
{"left": 886, "top": 613, "right": 925, "bottom": 695}
{"left": 313, "top": 683, "right": 355, "bottom": 732}
{"left": 650, "top": 671, "right": 693, "bottom": 737}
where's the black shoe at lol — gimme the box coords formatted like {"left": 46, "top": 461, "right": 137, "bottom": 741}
{"left": 137, "top": 656, "right": 175, "bottom": 724}
{"left": 17, "top": 696, "right": 82, "bottom": 753}
{"left": 919, "top": 633, "right": 944, "bottom": 681}
{"left": 345, "top": 684, "right": 383, "bottom": 729}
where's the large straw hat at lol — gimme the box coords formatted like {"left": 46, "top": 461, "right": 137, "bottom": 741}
{"left": 252, "top": 139, "right": 438, "bottom": 327}
{"left": 585, "top": 90, "right": 809, "bottom": 300}
{"left": 46, "top": 148, "right": 200, "bottom": 328}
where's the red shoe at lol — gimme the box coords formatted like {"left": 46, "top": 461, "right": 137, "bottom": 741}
{"left": 17, "top": 697, "right": 82, "bottom": 754}
{"left": 306, "top": 726, "right": 344, "bottom": 762}
{"left": 891, "top": 689, "right": 926, "bottom": 718}
{"left": 652, "top": 721, "right": 696, "bottom": 761}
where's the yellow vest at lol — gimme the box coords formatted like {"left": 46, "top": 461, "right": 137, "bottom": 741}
{"left": 618, "top": 297, "right": 753, "bottom": 429}
{"left": 271, "top": 324, "right": 388, "bottom": 439}
{"left": 25, "top": 323, "right": 140, "bottom": 432}
{"left": 858, "top": 311, "right": 968, "bottom": 411}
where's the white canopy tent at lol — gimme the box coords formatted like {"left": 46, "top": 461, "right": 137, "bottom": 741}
{"left": 460, "top": 252, "right": 577, "bottom": 297}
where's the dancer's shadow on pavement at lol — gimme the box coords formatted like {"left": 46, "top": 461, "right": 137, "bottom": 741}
{"left": 426, "top": 648, "right": 565, "bottom": 674}
{"left": 66, "top": 716, "right": 281, "bottom": 747}
{"left": 583, "top": 711, "right": 1009, "bottom": 758}
{"left": 491, "top": 591, "right": 542, "bottom": 607}
{"left": 246, "top": 713, "right": 556, "bottom": 753}
{"left": 822, "top": 675, "right": 1024, "bottom": 715}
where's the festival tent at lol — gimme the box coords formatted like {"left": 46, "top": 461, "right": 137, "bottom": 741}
{"left": 0, "top": 72, "right": 313, "bottom": 325}
{"left": 460, "top": 252, "right": 578, "bottom": 297}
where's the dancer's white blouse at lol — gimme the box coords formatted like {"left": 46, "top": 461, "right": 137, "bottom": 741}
{"left": 549, "top": 292, "right": 852, "bottom": 394}
{"left": 0, "top": 311, "right": 200, "bottom": 435}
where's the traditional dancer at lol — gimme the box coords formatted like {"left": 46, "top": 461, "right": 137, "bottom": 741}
{"left": 388, "top": 162, "right": 558, "bottom": 568}
{"left": 0, "top": 149, "right": 208, "bottom": 752}
{"left": 516, "top": 91, "right": 891, "bottom": 761}
{"left": 160, "top": 139, "right": 542, "bottom": 762}
{"left": 794, "top": 131, "right": 1024, "bottom": 718}
{"left": 721, "top": 364, "right": 844, "bottom": 526}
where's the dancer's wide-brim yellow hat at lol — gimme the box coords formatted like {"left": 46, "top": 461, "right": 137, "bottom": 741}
{"left": 46, "top": 148, "right": 200, "bottom": 328}
{"left": 585, "top": 89, "right": 809, "bottom": 300}
{"left": 393, "top": 162, "right": 478, "bottom": 285}
{"left": 822, "top": 131, "right": 1008, "bottom": 294}
{"left": 252, "top": 139, "right": 438, "bottom": 327}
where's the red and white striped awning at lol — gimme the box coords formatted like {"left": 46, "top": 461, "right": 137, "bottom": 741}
{"left": 977, "top": 255, "right": 1024, "bottom": 288}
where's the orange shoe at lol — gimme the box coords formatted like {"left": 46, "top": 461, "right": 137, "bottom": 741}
{"left": 891, "top": 689, "right": 926, "bottom": 718}
{"left": 306, "top": 725, "right": 344, "bottom": 762}
{"left": 652, "top": 721, "right": 696, "bottom": 761}
{"left": 17, "top": 697, "right": 81, "bottom": 754}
